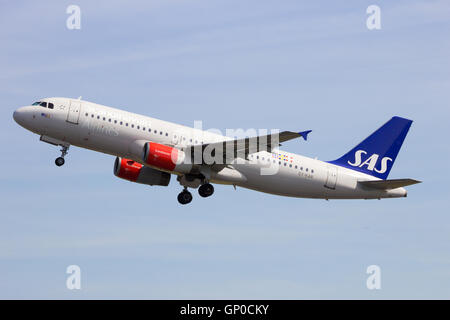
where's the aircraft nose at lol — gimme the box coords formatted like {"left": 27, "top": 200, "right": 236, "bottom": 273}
{"left": 13, "top": 109, "right": 21, "bottom": 123}
{"left": 13, "top": 107, "right": 28, "bottom": 126}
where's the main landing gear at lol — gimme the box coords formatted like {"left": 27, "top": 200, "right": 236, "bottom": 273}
{"left": 55, "top": 145, "right": 69, "bottom": 167}
{"left": 176, "top": 182, "right": 215, "bottom": 205}
{"left": 177, "top": 188, "right": 193, "bottom": 205}
{"left": 198, "top": 183, "right": 214, "bottom": 198}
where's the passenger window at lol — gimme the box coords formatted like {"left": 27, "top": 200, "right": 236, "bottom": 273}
{"left": 48, "top": 103, "right": 54, "bottom": 109}
{"left": 39, "top": 102, "right": 47, "bottom": 108}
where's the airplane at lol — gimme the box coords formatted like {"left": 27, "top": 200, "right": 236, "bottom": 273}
{"left": 13, "top": 97, "right": 421, "bottom": 204}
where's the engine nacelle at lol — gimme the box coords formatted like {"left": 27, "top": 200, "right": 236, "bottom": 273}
{"left": 114, "top": 157, "right": 171, "bottom": 186}
{"left": 142, "top": 142, "right": 193, "bottom": 173}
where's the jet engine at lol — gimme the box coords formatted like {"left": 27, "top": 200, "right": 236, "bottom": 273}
{"left": 142, "top": 142, "right": 193, "bottom": 173}
{"left": 114, "top": 157, "right": 171, "bottom": 186}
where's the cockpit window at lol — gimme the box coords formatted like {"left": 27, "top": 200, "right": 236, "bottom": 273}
{"left": 32, "top": 101, "right": 41, "bottom": 106}
{"left": 48, "top": 103, "right": 54, "bottom": 109}
{"left": 39, "top": 102, "right": 47, "bottom": 108}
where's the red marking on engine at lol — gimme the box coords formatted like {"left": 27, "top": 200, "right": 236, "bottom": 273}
{"left": 145, "top": 142, "right": 177, "bottom": 171}
{"left": 117, "top": 158, "right": 142, "bottom": 182}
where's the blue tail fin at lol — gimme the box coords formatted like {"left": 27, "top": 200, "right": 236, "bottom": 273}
{"left": 328, "top": 116, "right": 413, "bottom": 179}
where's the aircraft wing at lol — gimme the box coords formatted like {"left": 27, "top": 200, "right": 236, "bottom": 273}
{"left": 185, "top": 130, "right": 311, "bottom": 164}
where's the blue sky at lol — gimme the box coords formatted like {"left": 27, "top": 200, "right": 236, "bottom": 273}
{"left": 1, "top": 0, "right": 449, "bottom": 299}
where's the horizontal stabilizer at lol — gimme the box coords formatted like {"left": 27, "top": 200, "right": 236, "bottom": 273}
{"left": 358, "top": 178, "right": 421, "bottom": 190}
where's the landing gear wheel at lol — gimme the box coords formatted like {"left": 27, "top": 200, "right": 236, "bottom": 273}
{"left": 55, "top": 157, "right": 65, "bottom": 167}
{"left": 177, "top": 190, "right": 193, "bottom": 205}
{"left": 55, "top": 145, "right": 69, "bottom": 167}
{"left": 198, "top": 183, "right": 214, "bottom": 198}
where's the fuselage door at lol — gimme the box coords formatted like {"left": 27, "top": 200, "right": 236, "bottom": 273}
{"left": 325, "top": 166, "right": 338, "bottom": 189}
{"left": 67, "top": 100, "right": 81, "bottom": 124}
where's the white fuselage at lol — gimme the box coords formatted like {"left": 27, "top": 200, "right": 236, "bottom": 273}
{"left": 13, "top": 97, "right": 407, "bottom": 199}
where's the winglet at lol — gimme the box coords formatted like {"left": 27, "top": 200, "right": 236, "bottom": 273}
{"left": 298, "top": 130, "right": 312, "bottom": 141}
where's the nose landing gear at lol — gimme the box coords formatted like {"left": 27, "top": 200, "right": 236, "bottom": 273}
{"left": 55, "top": 145, "right": 69, "bottom": 167}
{"left": 55, "top": 157, "right": 65, "bottom": 166}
